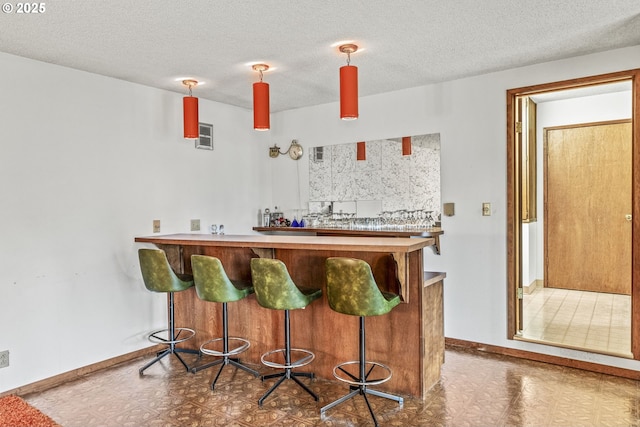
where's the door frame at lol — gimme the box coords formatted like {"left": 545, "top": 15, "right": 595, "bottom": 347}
{"left": 506, "top": 69, "right": 640, "bottom": 359}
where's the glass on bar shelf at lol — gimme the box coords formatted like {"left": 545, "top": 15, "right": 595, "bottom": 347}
{"left": 300, "top": 208, "right": 438, "bottom": 231}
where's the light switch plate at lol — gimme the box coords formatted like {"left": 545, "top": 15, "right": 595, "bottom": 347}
{"left": 482, "top": 202, "right": 491, "bottom": 216}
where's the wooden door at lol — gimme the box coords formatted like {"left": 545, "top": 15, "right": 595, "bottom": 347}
{"left": 545, "top": 120, "right": 632, "bottom": 295}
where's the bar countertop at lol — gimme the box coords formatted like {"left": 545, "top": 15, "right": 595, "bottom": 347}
{"left": 135, "top": 233, "right": 434, "bottom": 253}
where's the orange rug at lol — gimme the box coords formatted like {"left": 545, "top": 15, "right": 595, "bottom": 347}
{"left": 0, "top": 395, "right": 60, "bottom": 427}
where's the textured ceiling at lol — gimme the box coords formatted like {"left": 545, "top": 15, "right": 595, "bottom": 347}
{"left": 1, "top": 1, "right": 639, "bottom": 112}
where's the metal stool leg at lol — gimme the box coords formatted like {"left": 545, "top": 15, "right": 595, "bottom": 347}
{"left": 259, "top": 375, "right": 287, "bottom": 406}
{"left": 365, "top": 387, "right": 404, "bottom": 403}
{"left": 189, "top": 302, "right": 259, "bottom": 389}
{"left": 140, "top": 292, "right": 199, "bottom": 375}
{"left": 138, "top": 349, "right": 171, "bottom": 374}
{"left": 229, "top": 359, "right": 260, "bottom": 377}
{"left": 259, "top": 310, "right": 318, "bottom": 406}
{"left": 320, "top": 317, "right": 403, "bottom": 426}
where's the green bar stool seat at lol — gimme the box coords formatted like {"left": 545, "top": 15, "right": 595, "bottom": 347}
{"left": 189, "top": 255, "right": 260, "bottom": 389}
{"left": 320, "top": 257, "right": 403, "bottom": 427}
{"left": 138, "top": 248, "right": 200, "bottom": 375}
{"left": 250, "top": 258, "right": 322, "bottom": 406}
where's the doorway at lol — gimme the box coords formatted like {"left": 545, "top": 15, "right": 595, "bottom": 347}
{"left": 506, "top": 70, "right": 640, "bottom": 359}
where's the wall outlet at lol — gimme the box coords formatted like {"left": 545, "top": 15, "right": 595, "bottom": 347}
{"left": 153, "top": 219, "right": 161, "bottom": 233}
{"left": 0, "top": 350, "right": 9, "bottom": 368}
{"left": 190, "top": 219, "right": 200, "bottom": 231}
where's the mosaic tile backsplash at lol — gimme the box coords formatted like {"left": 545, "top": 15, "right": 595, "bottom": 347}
{"left": 309, "top": 133, "right": 441, "bottom": 218}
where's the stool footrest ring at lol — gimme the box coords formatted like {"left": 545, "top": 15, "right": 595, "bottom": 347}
{"left": 148, "top": 327, "right": 195, "bottom": 345}
{"left": 333, "top": 360, "right": 392, "bottom": 386}
{"left": 200, "top": 337, "right": 250, "bottom": 357}
{"left": 261, "top": 348, "right": 315, "bottom": 369}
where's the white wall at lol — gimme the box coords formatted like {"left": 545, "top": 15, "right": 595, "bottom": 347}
{"left": 521, "top": 224, "right": 537, "bottom": 287}
{"left": 270, "top": 45, "right": 640, "bottom": 370}
{"left": 0, "top": 52, "right": 272, "bottom": 392}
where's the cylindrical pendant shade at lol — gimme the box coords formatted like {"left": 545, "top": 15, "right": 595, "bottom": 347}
{"left": 253, "top": 81, "right": 270, "bottom": 131}
{"left": 357, "top": 141, "right": 366, "bottom": 161}
{"left": 402, "top": 136, "right": 412, "bottom": 156}
{"left": 183, "top": 96, "right": 199, "bottom": 139}
{"left": 340, "top": 65, "right": 358, "bottom": 120}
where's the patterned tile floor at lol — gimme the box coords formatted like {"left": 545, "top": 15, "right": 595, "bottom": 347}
{"left": 24, "top": 347, "right": 640, "bottom": 427}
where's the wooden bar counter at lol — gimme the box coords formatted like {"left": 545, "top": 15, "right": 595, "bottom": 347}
{"left": 134, "top": 233, "right": 444, "bottom": 399}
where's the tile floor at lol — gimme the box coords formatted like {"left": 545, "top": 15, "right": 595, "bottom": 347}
{"left": 522, "top": 286, "right": 632, "bottom": 357}
{"left": 23, "top": 346, "right": 640, "bottom": 426}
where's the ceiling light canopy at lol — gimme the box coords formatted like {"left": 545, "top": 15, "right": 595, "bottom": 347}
{"left": 339, "top": 44, "right": 359, "bottom": 120}
{"left": 182, "top": 79, "right": 199, "bottom": 139}
{"left": 252, "top": 64, "right": 270, "bottom": 131}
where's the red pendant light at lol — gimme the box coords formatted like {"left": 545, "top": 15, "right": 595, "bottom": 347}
{"left": 402, "top": 136, "right": 412, "bottom": 156}
{"left": 339, "top": 44, "right": 358, "bottom": 120}
{"left": 252, "top": 64, "right": 270, "bottom": 131}
{"left": 357, "top": 141, "right": 366, "bottom": 161}
{"left": 182, "top": 79, "right": 199, "bottom": 139}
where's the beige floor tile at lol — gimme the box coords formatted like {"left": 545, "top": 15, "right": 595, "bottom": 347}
{"left": 522, "top": 287, "right": 631, "bottom": 355}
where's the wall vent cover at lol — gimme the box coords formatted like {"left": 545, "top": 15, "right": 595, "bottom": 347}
{"left": 196, "top": 123, "right": 213, "bottom": 150}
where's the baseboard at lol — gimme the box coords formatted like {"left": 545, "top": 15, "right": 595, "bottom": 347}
{"left": 523, "top": 279, "right": 543, "bottom": 294}
{"left": 0, "top": 346, "right": 161, "bottom": 398}
{"left": 445, "top": 338, "right": 640, "bottom": 380}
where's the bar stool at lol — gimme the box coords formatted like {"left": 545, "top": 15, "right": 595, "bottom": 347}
{"left": 137, "top": 248, "right": 200, "bottom": 375}
{"left": 250, "top": 258, "right": 322, "bottom": 406}
{"left": 321, "top": 257, "right": 403, "bottom": 427}
{"left": 189, "top": 255, "right": 260, "bottom": 389}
